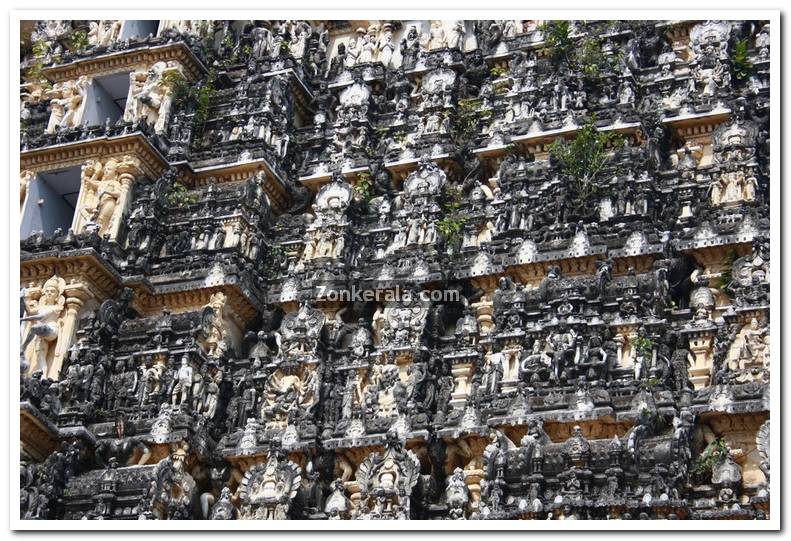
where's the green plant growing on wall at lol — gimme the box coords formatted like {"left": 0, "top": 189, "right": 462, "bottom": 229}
{"left": 354, "top": 172, "right": 373, "bottom": 202}
{"left": 540, "top": 20, "right": 573, "bottom": 64}
{"left": 731, "top": 39, "right": 753, "bottom": 80}
{"left": 192, "top": 69, "right": 217, "bottom": 143}
{"left": 66, "top": 30, "right": 89, "bottom": 53}
{"left": 548, "top": 117, "right": 624, "bottom": 202}
{"left": 437, "top": 185, "right": 468, "bottom": 251}
{"left": 260, "top": 243, "right": 286, "bottom": 277}
{"left": 577, "top": 36, "right": 621, "bottom": 78}
{"left": 713, "top": 250, "right": 739, "bottom": 291}
{"left": 162, "top": 70, "right": 190, "bottom": 101}
{"left": 541, "top": 21, "right": 619, "bottom": 77}
{"left": 452, "top": 99, "right": 491, "bottom": 145}
{"left": 166, "top": 180, "right": 199, "bottom": 207}
{"left": 25, "top": 40, "right": 54, "bottom": 88}
{"left": 691, "top": 437, "right": 730, "bottom": 479}
{"left": 633, "top": 335, "right": 654, "bottom": 356}
{"left": 162, "top": 68, "right": 216, "bottom": 144}
{"left": 374, "top": 126, "right": 389, "bottom": 139}
{"left": 490, "top": 65, "right": 508, "bottom": 78}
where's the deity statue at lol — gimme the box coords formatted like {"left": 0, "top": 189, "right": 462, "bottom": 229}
{"left": 202, "top": 292, "right": 229, "bottom": 357}
{"left": 740, "top": 317, "right": 769, "bottom": 369}
{"left": 445, "top": 467, "right": 469, "bottom": 519}
{"left": 124, "top": 61, "right": 183, "bottom": 134}
{"left": 170, "top": 356, "right": 193, "bottom": 407}
{"left": 45, "top": 77, "right": 89, "bottom": 134}
{"left": 21, "top": 275, "right": 67, "bottom": 377}
{"left": 425, "top": 20, "right": 448, "bottom": 51}
{"left": 88, "top": 20, "right": 122, "bottom": 47}
{"left": 78, "top": 158, "right": 130, "bottom": 235}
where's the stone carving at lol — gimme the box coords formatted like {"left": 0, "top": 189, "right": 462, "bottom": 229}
{"left": 201, "top": 292, "right": 231, "bottom": 357}
{"left": 354, "top": 432, "right": 421, "bottom": 519}
{"left": 124, "top": 61, "right": 184, "bottom": 134}
{"left": 17, "top": 18, "right": 772, "bottom": 522}
{"left": 238, "top": 448, "right": 302, "bottom": 519}
{"left": 88, "top": 20, "right": 122, "bottom": 47}
{"left": 76, "top": 155, "right": 142, "bottom": 237}
{"left": 21, "top": 275, "right": 67, "bottom": 377}
{"left": 45, "top": 77, "right": 89, "bottom": 134}
{"left": 20, "top": 170, "right": 34, "bottom": 210}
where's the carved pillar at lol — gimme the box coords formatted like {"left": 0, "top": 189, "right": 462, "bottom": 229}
{"left": 50, "top": 293, "right": 85, "bottom": 379}
{"left": 23, "top": 284, "right": 86, "bottom": 380}
{"left": 450, "top": 361, "right": 474, "bottom": 406}
{"left": 472, "top": 297, "right": 493, "bottom": 335}
{"left": 108, "top": 156, "right": 143, "bottom": 240}
{"left": 20, "top": 169, "right": 35, "bottom": 212}
{"left": 685, "top": 328, "right": 715, "bottom": 389}
{"left": 464, "top": 470, "right": 484, "bottom": 512}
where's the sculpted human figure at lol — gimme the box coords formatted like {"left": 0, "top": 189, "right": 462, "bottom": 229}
{"left": 88, "top": 20, "right": 122, "bottom": 48}
{"left": 350, "top": 319, "right": 373, "bottom": 358}
{"left": 378, "top": 23, "right": 395, "bottom": 68}
{"left": 58, "top": 77, "right": 89, "bottom": 130}
{"left": 400, "top": 26, "right": 420, "bottom": 68}
{"left": 741, "top": 317, "right": 768, "bottom": 368}
{"left": 20, "top": 170, "right": 34, "bottom": 210}
{"left": 45, "top": 77, "right": 88, "bottom": 134}
{"left": 356, "top": 28, "right": 377, "bottom": 64}
{"left": 426, "top": 20, "right": 448, "bottom": 50}
{"left": 547, "top": 323, "right": 578, "bottom": 383}
{"left": 201, "top": 363, "right": 223, "bottom": 418}
{"left": 171, "top": 356, "right": 193, "bottom": 407}
{"left": 448, "top": 20, "right": 466, "bottom": 50}
{"left": 250, "top": 26, "right": 271, "bottom": 59}
{"left": 203, "top": 292, "right": 229, "bottom": 357}
{"left": 124, "top": 61, "right": 181, "bottom": 134}
{"left": 80, "top": 158, "right": 122, "bottom": 235}
{"left": 21, "top": 275, "right": 67, "bottom": 376}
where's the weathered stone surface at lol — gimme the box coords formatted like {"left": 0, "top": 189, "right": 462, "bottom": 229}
{"left": 19, "top": 18, "right": 771, "bottom": 521}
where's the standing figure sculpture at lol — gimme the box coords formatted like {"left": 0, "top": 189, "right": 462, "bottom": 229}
{"left": 21, "top": 276, "right": 67, "bottom": 377}
{"left": 124, "top": 61, "right": 182, "bottom": 134}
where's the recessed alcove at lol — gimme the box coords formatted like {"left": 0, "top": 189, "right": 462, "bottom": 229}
{"left": 118, "top": 20, "right": 160, "bottom": 41}
{"left": 82, "top": 72, "right": 130, "bottom": 127}
{"left": 21, "top": 166, "right": 81, "bottom": 238}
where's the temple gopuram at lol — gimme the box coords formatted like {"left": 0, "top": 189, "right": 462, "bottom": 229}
{"left": 18, "top": 18, "right": 773, "bottom": 522}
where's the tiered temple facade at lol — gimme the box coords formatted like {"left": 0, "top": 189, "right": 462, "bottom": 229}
{"left": 18, "top": 18, "right": 771, "bottom": 521}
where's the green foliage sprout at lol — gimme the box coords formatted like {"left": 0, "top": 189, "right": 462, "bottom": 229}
{"left": 691, "top": 437, "right": 730, "bottom": 478}
{"left": 540, "top": 21, "right": 621, "bottom": 77}
{"left": 540, "top": 20, "right": 573, "bottom": 64}
{"left": 67, "top": 30, "right": 89, "bottom": 53}
{"left": 166, "top": 180, "right": 199, "bottom": 207}
{"left": 731, "top": 39, "right": 753, "bottom": 81}
{"left": 354, "top": 172, "right": 373, "bottom": 202}
{"left": 549, "top": 117, "right": 624, "bottom": 202}
{"left": 452, "top": 99, "right": 491, "bottom": 145}
{"left": 490, "top": 65, "right": 508, "bottom": 78}
{"left": 633, "top": 336, "right": 654, "bottom": 356}
{"left": 437, "top": 185, "right": 468, "bottom": 250}
{"left": 714, "top": 250, "right": 739, "bottom": 291}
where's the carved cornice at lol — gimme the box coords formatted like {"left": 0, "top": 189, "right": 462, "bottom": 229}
{"left": 130, "top": 284, "right": 259, "bottom": 327}
{"left": 20, "top": 133, "right": 168, "bottom": 180}
{"left": 20, "top": 402, "right": 60, "bottom": 462}
{"left": 175, "top": 158, "right": 289, "bottom": 214}
{"left": 20, "top": 252, "right": 121, "bottom": 302}
{"left": 41, "top": 42, "right": 206, "bottom": 83}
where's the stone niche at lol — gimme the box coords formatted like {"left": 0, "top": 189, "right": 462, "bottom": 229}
{"left": 21, "top": 273, "right": 100, "bottom": 379}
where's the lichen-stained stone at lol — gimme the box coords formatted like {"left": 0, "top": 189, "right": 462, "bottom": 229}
{"left": 18, "top": 18, "right": 772, "bottom": 522}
